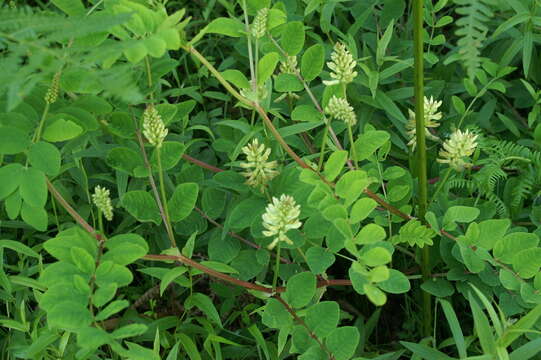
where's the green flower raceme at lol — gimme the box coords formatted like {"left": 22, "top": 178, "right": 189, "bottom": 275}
{"left": 279, "top": 55, "right": 298, "bottom": 75}
{"left": 325, "top": 95, "right": 357, "bottom": 126}
{"left": 44, "top": 72, "right": 61, "bottom": 105}
{"left": 142, "top": 105, "right": 168, "bottom": 148}
{"left": 251, "top": 7, "right": 268, "bottom": 39}
{"left": 92, "top": 185, "right": 113, "bottom": 221}
{"left": 262, "top": 194, "right": 302, "bottom": 250}
{"left": 240, "top": 139, "right": 279, "bottom": 192}
{"left": 406, "top": 96, "right": 442, "bottom": 149}
{"left": 437, "top": 129, "right": 478, "bottom": 172}
{"left": 323, "top": 42, "right": 358, "bottom": 86}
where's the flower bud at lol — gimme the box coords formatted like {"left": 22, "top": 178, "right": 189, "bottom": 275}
{"left": 325, "top": 95, "right": 357, "bottom": 126}
{"left": 92, "top": 185, "right": 113, "bottom": 221}
{"left": 44, "top": 72, "right": 61, "bottom": 105}
{"left": 240, "top": 139, "right": 279, "bottom": 192}
{"left": 142, "top": 105, "right": 168, "bottom": 148}
{"left": 251, "top": 8, "right": 269, "bottom": 39}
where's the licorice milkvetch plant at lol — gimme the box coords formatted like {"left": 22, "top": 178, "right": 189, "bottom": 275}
{"left": 1, "top": 0, "right": 541, "bottom": 359}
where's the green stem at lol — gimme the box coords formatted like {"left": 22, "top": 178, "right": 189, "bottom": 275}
{"left": 457, "top": 78, "right": 497, "bottom": 129}
{"left": 430, "top": 168, "right": 452, "bottom": 205}
{"left": 413, "top": 0, "right": 431, "bottom": 337}
{"left": 317, "top": 118, "right": 331, "bottom": 171}
{"left": 157, "top": 146, "right": 175, "bottom": 248}
{"left": 33, "top": 102, "right": 50, "bottom": 143}
{"left": 272, "top": 242, "right": 281, "bottom": 292}
{"left": 145, "top": 56, "right": 154, "bottom": 100}
{"left": 241, "top": 0, "right": 256, "bottom": 93}
{"left": 347, "top": 124, "right": 358, "bottom": 169}
{"left": 97, "top": 209, "right": 104, "bottom": 235}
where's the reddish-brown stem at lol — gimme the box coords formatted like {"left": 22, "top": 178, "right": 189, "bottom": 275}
{"left": 182, "top": 154, "right": 223, "bottom": 173}
{"left": 144, "top": 254, "right": 273, "bottom": 292}
{"left": 47, "top": 170, "right": 351, "bottom": 298}
{"left": 46, "top": 179, "right": 101, "bottom": 240}
{"left": 267, "top": 35, "right": 354, "bottom": 171}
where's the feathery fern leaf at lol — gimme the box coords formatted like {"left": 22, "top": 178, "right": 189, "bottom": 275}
{"left": 453, "top": 0, "right": 494, "bottom": 78}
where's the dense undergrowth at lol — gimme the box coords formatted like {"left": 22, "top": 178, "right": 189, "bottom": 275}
{"left": 1, "top": 0, "right": 541, "bottom": 359}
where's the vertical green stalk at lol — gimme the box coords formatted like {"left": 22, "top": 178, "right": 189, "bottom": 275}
{"left": 33, "top": 102, "right": 50, "bottom": 143}
{"left": 97, "top": 209, "right": 104, "bottom": 235}
{"left": 272, "top": 242, "right": 281, "bottom": 292}
{"left": 347, "top": 124, "right": 358, "bottom": 169}
{"left": 317, "top": 118, "right": 331, "bottom": 171}
{"left": 413, "top": 0, "right": 431, "bottom": 337}
{"left": 145, "top": 57, "right": 154, "bottom": 100}
{"left": 241, "top": 0, "right": 256, "bottom": 93}
{"left": 157, "top": 147, "right": 175, "bottom": 247}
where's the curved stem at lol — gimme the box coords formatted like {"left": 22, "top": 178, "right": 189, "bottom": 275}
{"left": 430, "top": 168, "right": 452, "bottom": 205}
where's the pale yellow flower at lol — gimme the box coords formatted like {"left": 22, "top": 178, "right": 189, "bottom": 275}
{"left": 240, "top": 139, "right": 279, "bottom": 192}
{"left": 437, "top": 129, "right": 478, "bottom": 172}
{"left": 262, "top": 194, "right": 302, "bottom": 250}
{"left": 323, "top": 42, "right": 358, "bottom": 85}
{"left": 406, "top": 96, "right": 443, "bottom": 149}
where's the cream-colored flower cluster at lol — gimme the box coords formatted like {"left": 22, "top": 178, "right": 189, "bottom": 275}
{"left": 92, "top": 185, "right": 113, "bottom": 221}
{"left": 406, "top": 96, "right": 442, "bottom": 149}
{"left": 324, "top": 42, "right": 358, "bottom": 86}
{"left": 262, "top": 194, "right": 302, "bottom": 250}
{"left": 251, "top": 8, "right": 268, "bottom": 39}
{"left": 45, "top": 72, "right": 61, "bottom": 105}
{"left": 279, "top": 56, "right": 298, "bottom": 75}
{"left": 240, "top": 139, "right": 279, "bottom": 192}
{"left": 437, "top": 129, "right": 478, "bottom": 172}
{"left": 142, "top": 105, "right": 168, "bottom": 148}
{"left": 325, "top": 95, "right": 357, "bottom": 126}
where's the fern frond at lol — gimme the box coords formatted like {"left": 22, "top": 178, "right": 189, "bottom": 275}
{"left": 391, "top": 220, "right": 436, "bottom": 248}
{"left": 474, "top": 162, "right": 506, "bottom": 195}
{"left": 453, "top": 0, "right": 494, "bottom": 78}
{"left": 510, "top": 171, "right": 534, "bottom": 209}
{"left": 486, "top": 193, "right": 508, "bottom": 217}
{"left": 446, "top": 178, "right": 475, "bottom": 193}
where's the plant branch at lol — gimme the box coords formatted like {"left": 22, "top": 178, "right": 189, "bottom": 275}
{"left": 46, "top": 179, "right": 101, "bottom": 240}
{"left": 182, "top": 154, "right": 223, "bottom": 173}
{"left": 274, "top": 295, "right": 336, "bottom": 359}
